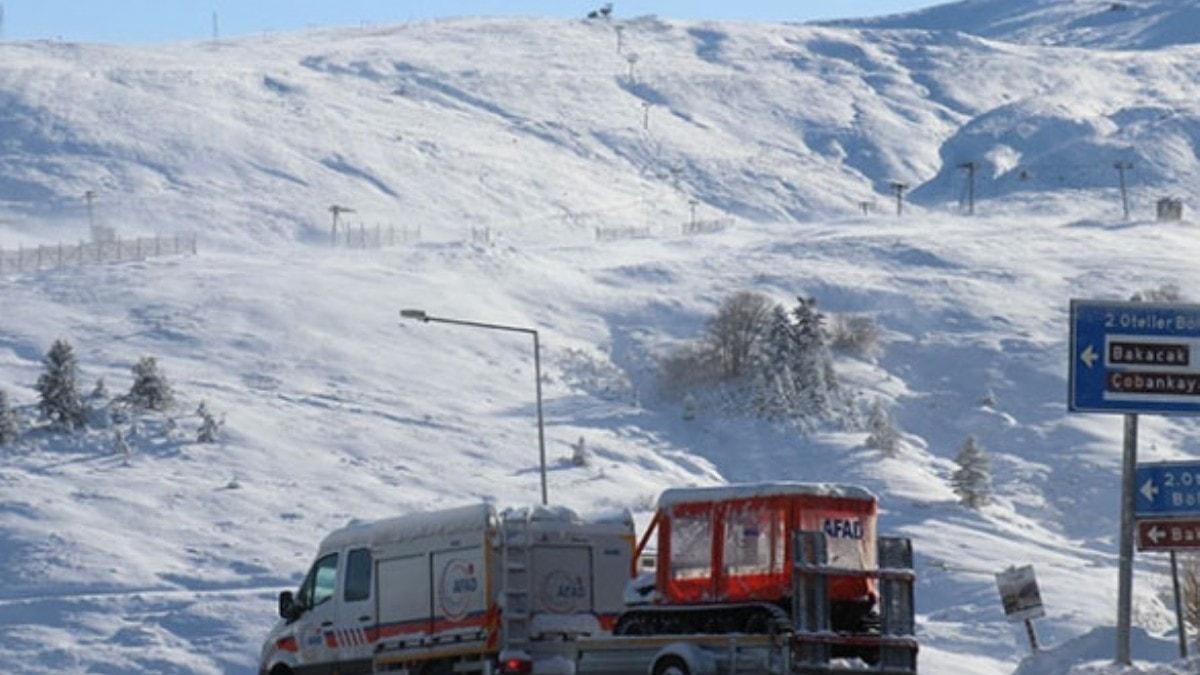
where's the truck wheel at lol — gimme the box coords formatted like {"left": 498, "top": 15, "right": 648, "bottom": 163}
{"left": 269, "top": 666, "right": 293, "bottom": 675}
{"left": 652, "top": 656, "right": 690, "bottom": 675}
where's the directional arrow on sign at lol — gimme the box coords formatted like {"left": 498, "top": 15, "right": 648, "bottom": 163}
{"left": 1080, "top": 344, "right": 1098, "bottom": 369}
{"left": 1147, "top": 525, "right": 1165, "bottom": 544}
{"left": 1140, "top": 478, "right": 1159, "bottom": 503}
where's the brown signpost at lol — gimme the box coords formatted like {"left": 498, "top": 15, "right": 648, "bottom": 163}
{"left": 1137, "top": 518, "right": 1200, "bottom": 551}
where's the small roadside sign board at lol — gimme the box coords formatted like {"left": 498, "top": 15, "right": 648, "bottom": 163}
{"left": 1137, "top": 518, "right": 1200, "bottom": 551}
{"left": 995, "top": 565, "right": 1045, "bottom": 622}
{"left": 1134, "top": 461, "right": 1200, "bottom": 517}
{"left": 1070, "top": 300, "right": 1200, "bottom": 415}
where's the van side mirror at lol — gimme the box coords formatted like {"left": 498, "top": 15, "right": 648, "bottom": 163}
{"left": 279, "top": 591, "right": 301, "bottom": 621}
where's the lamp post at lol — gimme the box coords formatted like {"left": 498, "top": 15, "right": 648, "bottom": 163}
{"left": 400, "top": 309, "right": 548, "bottom": 505}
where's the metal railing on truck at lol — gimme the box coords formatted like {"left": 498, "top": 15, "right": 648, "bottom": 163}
{"left": 792, "top": 532, "right": 918, "bottom": 675}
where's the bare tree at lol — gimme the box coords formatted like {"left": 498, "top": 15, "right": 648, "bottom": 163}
{"left": 704, "top": 291, "right": 774, "bottom": 378}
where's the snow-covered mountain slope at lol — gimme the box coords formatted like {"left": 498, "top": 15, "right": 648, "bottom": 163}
{"left": 3, "top": 11, "right": 1200, "bottom": 675}
{"left": 3, "top": 15, "right": 1200, "bottom": 247}
{"left": 3, "top": 212, "right": 1200, "bottom": 674}
{"left": 825, "top": 0, "right": 1200, "bottom": 50}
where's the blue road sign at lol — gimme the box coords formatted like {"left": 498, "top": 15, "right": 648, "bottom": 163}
{"left": 1070, "top": 299, "right": 1200, "bottom": 414}
{"left": 1135, "top": 462, "right": 1200, "bottom": 517}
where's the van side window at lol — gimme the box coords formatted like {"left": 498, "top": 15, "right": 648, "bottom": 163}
{"left": 344, "top": 548, "right": 372, "bottom": 602}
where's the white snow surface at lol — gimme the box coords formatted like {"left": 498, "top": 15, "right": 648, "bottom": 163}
{"left": 827, "top": 0, "right": 1200, "bottom": 50}
{"left": 0, "top": 7, "right": 1199, "bottom": 675}
{"left": 656, "top": 481, "right": 876, "bottom": 508}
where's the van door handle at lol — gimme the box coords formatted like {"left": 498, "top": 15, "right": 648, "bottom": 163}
{"left": 359, "top": 615, "right": 372, "bottom": 622}
{"left": 321, "top": 621, "right": 333, "bottom": 627}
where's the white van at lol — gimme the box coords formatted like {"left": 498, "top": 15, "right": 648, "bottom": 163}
{"left": 259, "top": 503, "right": 634, "bottom": 675}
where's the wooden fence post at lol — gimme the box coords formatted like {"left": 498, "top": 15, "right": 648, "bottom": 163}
{"left": 155, "top": 235, "right": 161, "bottom": 256}
{"left": 36, "top": 245, "right": 43, "bottom": 269}
{"left": 136, "top": 238, "right": 142, "bottom": 259}
{"left": 57, "top": 242, "right": 63, "bottom": 267}
{"left": 191, "top": 233, "right": 197, "bottom": 255}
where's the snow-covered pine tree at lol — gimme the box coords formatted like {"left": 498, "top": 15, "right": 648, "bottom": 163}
{"left": 790, "top": 296, "right": 839, "bottom": 418}
{"left": 749, "top": 305, "right": 801, "bottom": 422}
{"left": 951, "top": 435, "right": 992, "bottom": 508}
{"left": 0, "top": 389, "right": 19, "bottom": 445}
{"left": 196, "top": 401, "right": 223, "bottom": 443}
{"left": 865, "top": 400, "right": 900, "bottom": 456}
{"left": 36, "top": 339, "right": 86, "bottom": 430}
{"left": 127, "top": 357, "right": 173, "bottom": 410}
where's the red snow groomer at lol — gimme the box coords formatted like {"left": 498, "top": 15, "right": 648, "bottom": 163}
{"left": 618, "top": 482, "right": 903, "bottom": 662}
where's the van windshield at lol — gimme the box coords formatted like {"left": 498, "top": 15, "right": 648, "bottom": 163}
{"left": 298, "top": 553, "right": 339, "bottom": 609}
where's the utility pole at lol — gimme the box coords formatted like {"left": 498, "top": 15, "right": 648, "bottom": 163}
{"left": 958, "top": 161, "right": 977, "bottom": 215}
{"left": 84, "top": 190, "right": 96, "bottom": 239}
{"left": 1116, "top": 413, "right": 1138, "bottom": 665}
{"left": 1114, "top": 161, "right": 1133, "bottom": 220}
{"left": 212, "top": 11, "right": 219, "bottom": 41}
{"left": 329, "top": 205, "right": 354, "bottom": 245}
{"left": 889, "top": 181, "right": 909, "bottom": 217}
{"left": 641, "top": 101, "right": 651, "bottom": 131}
{"left": 626, "top": 52, "right": 639, "bottom": 82}
{"left": 688, "top": 198, "right": 698, "bottom": 230}
{"left": 614, "top": 25, "right": 624, "bottom": 53}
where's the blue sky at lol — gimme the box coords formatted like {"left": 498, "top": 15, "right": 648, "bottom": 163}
{"left": 0, "top": 1, "right": 944, "bottom": 44}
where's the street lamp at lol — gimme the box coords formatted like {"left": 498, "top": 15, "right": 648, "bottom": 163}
{"left": 400, "top": 309, "right": 548, "bottom": 505}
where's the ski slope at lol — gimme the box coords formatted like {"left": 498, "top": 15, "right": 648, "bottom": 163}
{"left": 0, "top": 7, "right": 1200, "bottom": 675}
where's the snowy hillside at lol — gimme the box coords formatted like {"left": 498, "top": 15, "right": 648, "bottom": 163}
{"left": 2, "top": 8, "right": 1200, "bottom": 675}
{"left": 826, "top": 0, "right": 1200, "bottom": 50}
{"left": 4, "top": 15, "right": 1200, "bottom": 245}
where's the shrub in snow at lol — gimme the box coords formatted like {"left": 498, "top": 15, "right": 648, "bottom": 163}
{"left": 703, "top": 290, "right": 774, "bottom": 378}
{"left": 661, "top": 293, "right": 848, "bottom": 429}
{"left": 196, "top": 401, "right": 224, "bottom": 443}
{"left": 127, "top": 357, "right": 173, "bottom": 410}
{"left": 36, "top": 339, "right": 86, "bottom": 431}
{"left": 570, "top": 436, "right": 590, "bottom": 467}
{"left": 659, "top": 343, "right": 720, "bottom": 395}
{"left": 682, "top": 392, "right": 697, "bottom": 421}
{"left": 828, "top": 314, "right": 881, "bottom": 360}
{"left": 864, "top": 400, "right": 900, "bottom": 456}
{"left": 114, "top": 428, "right": 132, "bottom": 465}
{"left": 0, "top": 390, "right": 19, "bottom": 445}
{"left": 1130, "top": 283, "right": 1183, "bottom": 304}
{"left": 979, "top": 388, "right": 999, "bottom": 407}
{"left": 951, "top": 435, "right": 992, "bottom": 509}
{"left": 89, "top": 377, "right": 109, "bottom": 401}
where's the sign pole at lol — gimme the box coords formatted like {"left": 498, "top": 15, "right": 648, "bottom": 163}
{"left": 1171, "top": 551, "right": 1188, "bottom": 659}
{"left": 1117, "top": 413, "right": 1138, "bottom": 665}
{"left": 1024, "top": 618, "right": 1041, "bottom": 652}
